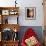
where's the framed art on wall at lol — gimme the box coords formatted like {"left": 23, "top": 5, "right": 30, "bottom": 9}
{"left": 25, "top": 7, "right": 36, "bottom": 20}
{"left": 2, "top": 10, "right": 9, "bottom": 15}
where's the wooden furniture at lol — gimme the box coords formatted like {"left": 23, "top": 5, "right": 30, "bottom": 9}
{"left": 0, "top": 7, "right": 19, "bottom": 24}
{"left": 2, "top": 40, "right": 19, "bottom": 46}
{"left": 0, "top": 7, "right": 20, "bottom": 46}
{"left": 43, "top": 0, "right": 46, "bottom": 46}
{"left": 43, "top": 0, "right": 46, "bottom": 26}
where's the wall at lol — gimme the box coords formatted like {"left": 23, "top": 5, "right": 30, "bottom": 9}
{"left": 0, "top": 0, "right": 44, "bottom": 26}
{"left": 18, "top": 0, "right": 44, "bottom": 26}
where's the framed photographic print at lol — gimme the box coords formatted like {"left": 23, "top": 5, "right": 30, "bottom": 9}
{"left": 2, "top": 10, "right": 9, "bottom": 15}
{"left": 25, "top": 7, "right": 36, "bottom": 20}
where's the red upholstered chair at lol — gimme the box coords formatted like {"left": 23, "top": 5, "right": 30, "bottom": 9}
{"left": 21, "top": 28, "right": 41, "bottom": 46}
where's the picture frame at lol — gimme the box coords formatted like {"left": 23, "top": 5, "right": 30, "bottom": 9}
{"left": 25, "top": 7, "right": 36, "bottom": 20}
{"left": 2, "top": 10, "right": 9, "bottom": 15}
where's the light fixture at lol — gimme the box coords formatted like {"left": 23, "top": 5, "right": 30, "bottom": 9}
{"left": 15, "top": 0, "right": 17, "bottom": 7}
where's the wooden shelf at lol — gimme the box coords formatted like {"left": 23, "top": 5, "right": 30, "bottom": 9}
{"left": 0, "top": 24, "right": 20, "bottom": 32}
{"left": 0, "top": 7, "right": 19, "bottom": 15}
{"left": 0, "top": 7, "right": 19, "bottom": 24}
{"left": 2, "top": 40, "right": 19, "bottom": 42}
{"left": 1, "top": 40, "right": 19, "bottom": 46}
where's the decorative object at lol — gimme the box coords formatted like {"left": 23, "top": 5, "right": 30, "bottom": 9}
{"left": 25, "top": 36, "right": 38, "bottom": 46}
{"left": 9, "top": 10, "right": 18, "bottom": 15}
{"left": 2, "top": 10, "right": 9, "bottom": 15}
{"left": 25, "top": 7, "right": 36, "bottom": 20}
{"left": 14, "top": 28, "right": 17, "bottom": 32}
{"left": 9, "top": 10, "right": 15, "bottom": 15}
